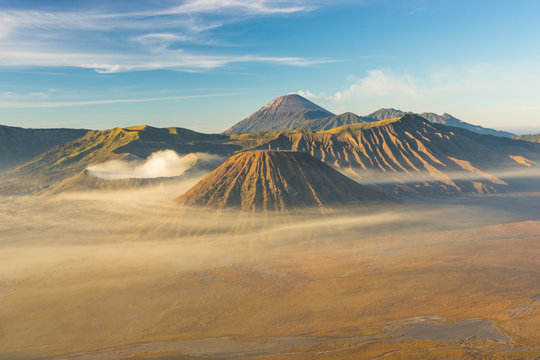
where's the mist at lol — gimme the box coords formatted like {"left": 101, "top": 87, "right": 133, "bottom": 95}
{"left": 1, "top": 173, "right": 540, "bottom": 359}
{"left": 86, "top": 150, "right": 222, "bottom": 180}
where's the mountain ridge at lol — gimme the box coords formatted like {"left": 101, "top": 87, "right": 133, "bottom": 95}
{"left": 225, "top": 94, "right": 514, "bottom": 137}
{"left": 514, "top": 134, "right": 540, "bottom": 143}
{"left": 0, "top": 125, "right": 89, "bottom": 172}
{"left": 237, "top": 114, "right": 540, "bottom": 195}
{"left": 368, "top": 108, "right": 515, "bottom": 138}
{"left": 0, "top": 125, "right": 238, "bottom": 194}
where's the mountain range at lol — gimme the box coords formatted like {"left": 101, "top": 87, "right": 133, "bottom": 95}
{"left": 231, "top": 114, "right": 538, "bottom": 195}
{"left": 1, "top": 112, "right": 538, "bottom": 198}
{"left": 224, "top": 94, "right": 515, "bottom": 137}
{"left": 1, "top": 93, "right": 538, "bottom": 204}
{"left": 367, "top": 108, "right": 515, "bottom": 138}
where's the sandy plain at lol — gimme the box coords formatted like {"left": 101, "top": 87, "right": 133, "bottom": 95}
{"left": 1, "top": 180, "right": 540, "bottom": 360}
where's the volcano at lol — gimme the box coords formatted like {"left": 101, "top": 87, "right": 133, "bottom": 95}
{"left": 177, "top": 150, "right": 392, "bottom": 211}
{"left": 224, "top": 94, "right": 334, "bottom": 134}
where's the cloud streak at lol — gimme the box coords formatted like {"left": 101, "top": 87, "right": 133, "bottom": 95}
{"left": 0, "top": 93, "right": 238, "bottom": 108}
{"left": 0, "top": 45, "right": 331, "bottom": 73}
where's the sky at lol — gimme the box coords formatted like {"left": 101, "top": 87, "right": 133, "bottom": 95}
{"left": 0, "top": 0, "right": 539, "bottom": 134}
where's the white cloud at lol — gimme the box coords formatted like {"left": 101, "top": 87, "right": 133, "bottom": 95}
{"left": 0, "top": 1, "right": 312, "bottom": 37}
{"left": 161, "top": 0, "right": 311, "bottom": 15}
{"left": 133, "top": 33, "right": 192, "bottom": 46}
{"left": 86, "top": 150, "right": 222, "bottom": 180}
{"left": 296, "top": 90, "right": 318, "bottom": 100}
{"left": 298, "top": 64, "right": 540, "bottom": 129}
{"left": 331, "top": 69, "right": 417, "bottom": 101}
{"left": 297, "top": 70, "right": 416, "bottom": 104}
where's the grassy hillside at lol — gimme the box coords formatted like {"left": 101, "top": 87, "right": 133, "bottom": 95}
{"left": 0, "top": 125, "right": 89, "bottom": 171}
{"left": 515, "top": 134, "right": 540, "bottom": 143}
{"left": 0, "top": 126, "right": 239, "bottom": 194}
{"left": 296, "top": 112, "right": 370, "bottom": 131}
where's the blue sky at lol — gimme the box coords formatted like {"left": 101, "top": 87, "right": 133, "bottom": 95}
{"left": 0, "top": 0, "right": 539, "bottom": 133}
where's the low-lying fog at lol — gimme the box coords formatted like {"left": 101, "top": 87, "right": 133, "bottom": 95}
{"left": 1, "top": 169, "right": 540, "bottom": 359}
{"left": 86, "top": 151, "right": 223, "bottom": 180}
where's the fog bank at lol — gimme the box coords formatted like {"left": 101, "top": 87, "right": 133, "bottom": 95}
{"left": 86, "top": 150, "right": 222, "bottom": 180}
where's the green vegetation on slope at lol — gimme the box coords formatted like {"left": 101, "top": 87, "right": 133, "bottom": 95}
{"left": 0, "top": 125, "right": 89, "bottom": 172}
{"left": 514, "top": 134, "right": 540, "bottom": 143}
{"left": 0, "top": 126, "right": 239, "bottom": 194}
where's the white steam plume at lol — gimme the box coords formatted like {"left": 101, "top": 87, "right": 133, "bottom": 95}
{"left": 86, "top": 150, "right": 221, "bottom": 180}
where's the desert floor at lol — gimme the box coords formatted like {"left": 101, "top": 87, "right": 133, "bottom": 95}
{"left": 1, "top": 185, "right": 540, "bottom": 359}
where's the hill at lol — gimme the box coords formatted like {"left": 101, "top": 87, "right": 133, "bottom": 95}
{"left": 223, "top": 94, "right": 334, "bottom": 134}
{"left": 514, "top": 134, "right": 540, "bottom": 143}
{"left": 0, "top": 126, "right": 238, "bottom": 194}
{"left": 43, "top": 152, "right": 222, "bottom": 194}
{"left": 368, "top": 108, "right": 515, "bottom": 138}
{"left": 0, "top": 125, "right": 89, "bottom": 172}
{"left": 177, "top": 150, "right": 391, "bottom": 211}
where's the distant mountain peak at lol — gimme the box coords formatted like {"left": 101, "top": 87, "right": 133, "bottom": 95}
{"left": 223, "top": 94, "right": 334, "bottom": 134}
{"left": 259, "top": 94, "right": 329, "bottom": 113}
{"left": 366, "top": 109, "right": 514, "bottom": 138}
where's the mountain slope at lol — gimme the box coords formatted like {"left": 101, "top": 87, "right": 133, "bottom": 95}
{"left": 367, "top": 108, "right": 407, "bottom": 121}
{"left": 296, "top": 112, "right": 371, "bottom": 131}
{"left": 514, "top": 134, "right": 540, "bottom": 143}
{"left": 0, "top": 125, "right": 238, "bottom": 194}
{"left": 43, "top": 152, "right": 222, "bottom": 194}
{"left": 224, "top": 94, "right": 334, "bottom": 134}
{"left": 419, "top": 112, "right": 515, "bottom": 138}
{"left": 234, "top": 115, "right": 540, "bottom": 195}
{"left": 0, "top": 125, "right": 89, "bottom": 172}
{"left": 368, "top": 108, "right": 514, "bottom": 138}
{"left": 177, "top": 150, "right": 391, "bottom": 211}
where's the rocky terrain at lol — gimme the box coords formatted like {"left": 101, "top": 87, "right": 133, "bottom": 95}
{"left": 177, "top": 150, "right": 392, "bottom": 211}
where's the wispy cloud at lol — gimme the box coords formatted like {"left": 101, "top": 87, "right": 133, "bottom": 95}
{"left": 0, "top": 1, "right": 323, "bottom": 73}
{"left": 0, "top": 93, "right": 237, "bottom": 108}
{"left": 409, "top": 7, "right": 425, "bottom": 15}
{"left": 0, "top": 47, "right": 330, "bottom": 73}
{"left": 158, "top": 0, "right": 311, "bottom": 15}
{"left": 0, "top": 1, "right": 312, "bottom": 35}
{"left": 133, "top": 33, "right": 193, "bottom": 45}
